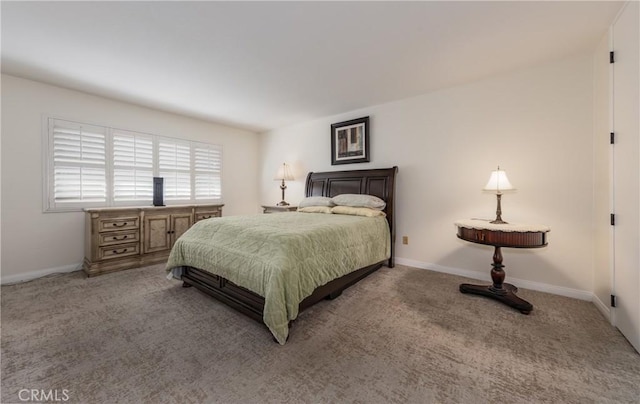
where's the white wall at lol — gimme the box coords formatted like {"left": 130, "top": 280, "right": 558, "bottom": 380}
{"left": 1, "top": 74, "right": 260, "bottom": 282}
{"left": 260, "top": 54, "right": 596, "bottom": 298}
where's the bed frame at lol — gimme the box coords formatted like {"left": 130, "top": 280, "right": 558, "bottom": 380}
{"left": 180, "top": 166, "right": 398, "bottom": 331}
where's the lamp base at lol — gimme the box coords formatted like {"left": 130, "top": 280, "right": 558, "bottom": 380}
{"left": 491, "top": 193, "right": 507, "bottom": 224}
{"left": 490, "top": 219, "right": 508, "bottom": 224}
{"left": 276, "top": 201, "right": 290, "bottom": 206}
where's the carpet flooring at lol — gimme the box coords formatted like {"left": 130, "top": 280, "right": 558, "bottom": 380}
{"left": 2, "top": 264, "right": 639, "bottom": 403}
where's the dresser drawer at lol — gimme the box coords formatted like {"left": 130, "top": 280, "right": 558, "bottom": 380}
{"left": 98, "top": 217, "right": 140, "bottom": 232}
{"left": 457, "top": 227, "right": 547, "bottom": 248}
{"left": 99, "top": 230, "right": 140, "bottom": 246}
{"left": 195, "top": 211, "right": 220, "bottom": 222}
{"left": 98, "top": 243, "right": 140, "bottom": 260}
{"left": 194, "top": 205, "right": 222, "bottom": 222}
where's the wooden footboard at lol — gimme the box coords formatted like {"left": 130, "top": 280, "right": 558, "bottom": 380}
{"left": 182, "top": 266, "right": 264, "bottom": 322}
{"left": 181, "top": 261, "right": 385, "bottom": 327}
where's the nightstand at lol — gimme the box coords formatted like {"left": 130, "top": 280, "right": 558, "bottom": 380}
{"left": 454, "top": 219, "right": 550, "bottom": 314}
{"left": 261, "top": 205, "right": 298, "bottom": 214}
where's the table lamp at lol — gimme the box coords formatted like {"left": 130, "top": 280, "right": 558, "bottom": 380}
{"left": 483, "top": 166, "right": 515, "bottom": 224}
{"left": 274, "top": 163, "right": 294, "bottom": 206}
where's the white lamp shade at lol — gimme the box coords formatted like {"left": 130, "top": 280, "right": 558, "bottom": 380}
{"left": 274, "top": 163, "right": 294, "bottom": 181}
{"left": 483, "top": 168, "right": 514, "bottom": 192}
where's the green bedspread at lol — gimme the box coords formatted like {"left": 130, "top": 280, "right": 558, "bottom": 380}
{"left": 166, "top": 212, "right": 390, "bottom": 344}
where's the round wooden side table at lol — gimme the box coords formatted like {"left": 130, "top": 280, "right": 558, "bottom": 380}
{"left": 454, "top": 219, "right": 550, "bottom": 314}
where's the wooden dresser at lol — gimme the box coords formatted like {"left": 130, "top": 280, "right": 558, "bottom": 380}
{"left": 83, "top": 204, "right": 223, "bottom": 277}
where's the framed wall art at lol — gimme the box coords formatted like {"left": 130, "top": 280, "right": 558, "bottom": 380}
{"left": 331, "top": 116, "right": 370, "bottom": 165}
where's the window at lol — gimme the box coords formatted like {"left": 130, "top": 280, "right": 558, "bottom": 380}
{"left": 112, "top": 130, "right": 153, "bottom": 203}
{"left": 44, "top": 118, "right": 223, "bottom": 212}
{"left": 194, "top": 142, "right": 222, "bottom": 200}
{"left": 47, "top": 120, "right": 107, "bottom": 210}
{"left": 158, "top": 138, "right": 191, "bottom": 201}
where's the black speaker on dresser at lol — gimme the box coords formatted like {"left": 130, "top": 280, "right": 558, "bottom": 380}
{"left": 153, "top": 177, "right": 165, "bottom": 206}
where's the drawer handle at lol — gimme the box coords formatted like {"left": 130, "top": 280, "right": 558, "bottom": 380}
{"left": 202, "top": 215, "right": 211, "bottom": 219}
{"left": 112, "top": 235, "right": 128, "bottom": 240}
{"left": 112, "top": 248, "right": 128, "bottom": 254}
{"left": 112, "top": 222, "right": 128, "bottom": 227}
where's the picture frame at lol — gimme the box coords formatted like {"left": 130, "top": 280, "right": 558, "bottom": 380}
{"left": 331, "top": 116, "right": 370, "bottom": 165}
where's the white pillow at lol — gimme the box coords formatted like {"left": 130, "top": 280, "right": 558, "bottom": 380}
{"left": 297, "top": 206, "right": 333, "bottom": 214}
{"left": 331, "top": 206, "right": 386, "bottom": 217}
{"left": 331, "top": 194, "right": 386, "bottom": 210}
{"left": 298, "top": 196, "right": 335, "bottom": 208}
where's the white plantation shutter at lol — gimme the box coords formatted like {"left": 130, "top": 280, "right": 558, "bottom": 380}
{"left": 194, "top": 142, "right": 222, "bottom": 200}
{"left": 50, "top": 119, "right": 107, "bottom": 208}
{"left": 159, "top": 139, "right": 191, "bottom": 201}
{"left": 112, "top": 131, "right": 153, "bottom": 202}
{"left": 44, "top": 117, "right": 223, "bottom": 211}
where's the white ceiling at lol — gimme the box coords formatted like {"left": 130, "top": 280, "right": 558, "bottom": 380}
{"left": 1, "top": 1, "right": 623, "bottom": 133}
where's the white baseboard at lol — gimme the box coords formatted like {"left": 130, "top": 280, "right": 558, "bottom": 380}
{"left": 0, "top": 259, "right": 609, "bottom": 315}
{"left": 395, "top": 257, "right": 594, "bottom": 301}
{"left": 592, "top": 294, "right": 611, "bottom": 321}
{"left": 1, "top": 262, "right": 82, "bottom": 285}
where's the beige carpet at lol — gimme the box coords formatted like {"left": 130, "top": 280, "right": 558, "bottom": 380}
{"left": 2, "top": 264, "right": 639, "bottom": 403}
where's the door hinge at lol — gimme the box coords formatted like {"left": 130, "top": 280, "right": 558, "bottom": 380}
{"left": 611, "top": 294, "right": 617, "bottom": 308}
{"left": 610, "top": 214, "right": 615, "bottom": 226}
{"left": 610, "top": 132, "right": 615, "bottom": 144}
{"left": 610, "top": 51, "right": 615, "bottom": 64}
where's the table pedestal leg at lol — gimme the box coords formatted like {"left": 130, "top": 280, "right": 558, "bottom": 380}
{"left": 459, "top": 246, "right": 533, "bottom": 314}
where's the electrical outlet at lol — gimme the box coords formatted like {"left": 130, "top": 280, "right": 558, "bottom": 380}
{"left": 402, "top": 236, "right": 408, "bottom": 245}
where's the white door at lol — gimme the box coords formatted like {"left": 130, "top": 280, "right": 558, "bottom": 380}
{"left": 612, "top": 1, "right": 640, "bottom": 353}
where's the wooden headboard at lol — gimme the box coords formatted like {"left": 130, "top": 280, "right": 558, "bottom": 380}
{"left": 305, "top": 166, "right": 398, "bottom": 267}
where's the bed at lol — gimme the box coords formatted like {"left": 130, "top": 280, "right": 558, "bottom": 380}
{"left": 166, "top": 167, "right": 397, "bottom": 343}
